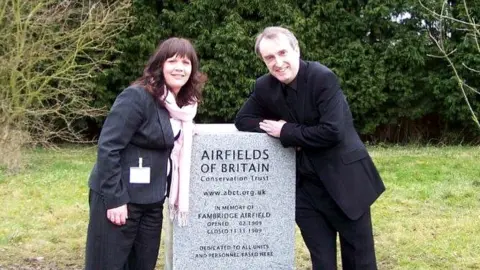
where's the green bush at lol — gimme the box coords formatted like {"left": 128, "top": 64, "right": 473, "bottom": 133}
{"left": 94, "top": 0, "right": 480, "bottom": 143}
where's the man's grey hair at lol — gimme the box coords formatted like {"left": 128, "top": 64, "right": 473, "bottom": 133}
{"left": 254, "top": 26, "right": 299, "bottom": 57}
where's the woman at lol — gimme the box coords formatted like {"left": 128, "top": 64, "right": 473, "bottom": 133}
{"left": 85, "top": 37, "right": 206, "bottom": 270}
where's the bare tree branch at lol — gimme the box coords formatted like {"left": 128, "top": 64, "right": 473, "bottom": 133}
{"left": 0, "top": 0, "right": 133, "bottom": 170}
{"left": 419, "top": 0, "right": 479, "bottom": 27}
{"left": 421, "top": 0, "right": 480, "bottom": 130}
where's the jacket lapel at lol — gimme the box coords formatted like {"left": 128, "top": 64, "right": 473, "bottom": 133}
{"left": 156, "top": 104, "right": 174, "bottom": 146}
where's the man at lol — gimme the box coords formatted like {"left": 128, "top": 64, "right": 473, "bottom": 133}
{"left": 235, "top": 26, "right": 385, "bottom": 269}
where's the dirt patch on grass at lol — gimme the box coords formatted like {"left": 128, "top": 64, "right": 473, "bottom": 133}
{"left": 0, "top": 258, "right": 81, "bottom": 270}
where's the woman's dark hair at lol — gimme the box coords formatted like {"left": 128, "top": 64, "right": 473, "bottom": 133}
{"left": 133, "top": 37, "right": 207, "bottom": 107}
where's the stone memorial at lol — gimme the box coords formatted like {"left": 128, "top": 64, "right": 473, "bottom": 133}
{"left": 172, "top": 124, "right": 296, "bottom": 270}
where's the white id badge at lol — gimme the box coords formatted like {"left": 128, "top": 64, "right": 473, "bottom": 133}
{"left": 129, "top": 157, "right": 151, "bottom": 184}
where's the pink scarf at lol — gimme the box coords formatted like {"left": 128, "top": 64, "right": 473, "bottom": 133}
{"left": 163, "top": 90, "right": 197, "bottom": 227}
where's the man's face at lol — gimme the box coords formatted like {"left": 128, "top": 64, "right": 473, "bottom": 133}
{"left": 258, "top": 34, "right": 300, "bottom": 84}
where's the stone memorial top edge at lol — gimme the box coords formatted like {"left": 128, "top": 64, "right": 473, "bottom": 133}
{"left": 195, "top": 123, "right": 245, "bottom": 134}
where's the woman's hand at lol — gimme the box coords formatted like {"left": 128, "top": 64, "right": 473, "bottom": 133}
{"left": 106, "top": 204, "right": 128, "bottom": 226}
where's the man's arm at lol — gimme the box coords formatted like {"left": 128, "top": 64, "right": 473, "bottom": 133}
{"left": 279, "top": 70, "right": 346, "bottom": 148}
{"left": 235, "top": 83, "right": 272, "bottom": 132}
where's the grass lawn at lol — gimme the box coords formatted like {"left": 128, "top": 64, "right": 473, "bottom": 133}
{"left": 0, "top": 146, "right": 479, "bottom": 269}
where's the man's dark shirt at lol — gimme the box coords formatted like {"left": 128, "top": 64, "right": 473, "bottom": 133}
{"left": 282, "top": 79, "right": 317, "bottom": 179}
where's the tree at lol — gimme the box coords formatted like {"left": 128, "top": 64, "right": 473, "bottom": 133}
{"left": 94, "top": 0, "right": 478, "bottom": 143}
{"left": 0, "top": 0, "right": 132, "bottom": 171}
{"left": 420, "top": 0, "right": 480, "bottom": 129}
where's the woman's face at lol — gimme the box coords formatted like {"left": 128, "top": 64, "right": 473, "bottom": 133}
{"left": 163, "top": 54, "right": 192, "bottom": 94}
